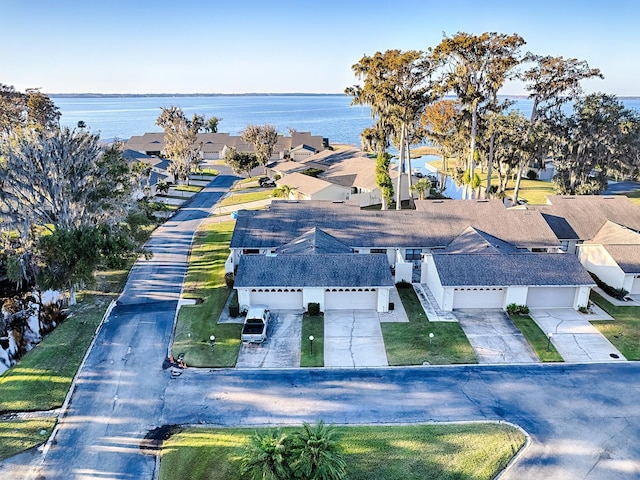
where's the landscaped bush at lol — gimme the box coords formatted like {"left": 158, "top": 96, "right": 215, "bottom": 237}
{"left": 229, "top": 290, "right": 240, "bottom": 317}
{"left": 224, "top": 271, "right": 234, "bottom": 289}
{"left": 526, "top": 169, "right": 538, "bottom": 180}
{"left": 590, "top": 273, "right": 629, "bottom": 300}
{"left": 506, "top": 303, "right": 529, "bottom": 315}
{"left": 307, "top": 302, "right": 320, "bottom": 315}
{"left": 396, "top": 280, "right": 412, "bottom": 289}
{"left": 301, "top": 167, "right": 324, "bottom": 178}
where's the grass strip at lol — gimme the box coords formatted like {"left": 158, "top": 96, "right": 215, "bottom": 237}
{"left": 0, "top": 417, "right": 57, "bottom": 461}
{"left": 300, "top": 314, "right": 324, "bottom": 367}
{"left": 381, "top": 287, "right": 477, "bottom": 365}
{"left": 159, "top": 423, "right": 525, "bottom": 480}
{"left": 171, "top": 220, "right": 242, "bottom": 367}
{"left": 173, "top": 184, "right": 204, "bottom": 193}
{"left": 590, "top": 291, "right": 640, "bottom": 360}
{"left": 218, "top": 191, "right": 272, "bottom": 207}
{"left": 510, "top": 315, "right": 563, "bottom": 362}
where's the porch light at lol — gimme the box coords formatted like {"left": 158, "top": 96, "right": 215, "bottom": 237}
{"left": 210, "top": 335, "right": 216, "bottom": 348}
{"left": 429, "top": 332, "right": 434, "bottom": 347}
{"left": 309, "top": 335, "right": 315, "bottom": 354}
{"left": 546, "top": 332, "right": 553, "bottom": 351}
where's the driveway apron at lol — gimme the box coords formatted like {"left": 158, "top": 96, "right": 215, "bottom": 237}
{"left": 324, "top": 310, "right": 388, "bottom": 367}
{"left": 529, "top": 308, "right": 626, "bottom": 362}
{"left": 235, "top": 311, "right": 302, "bottom": 368}
{"left": 454, "top": 309, "right": 539, "bottom": 364}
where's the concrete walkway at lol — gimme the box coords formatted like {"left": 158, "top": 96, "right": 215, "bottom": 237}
{"left": 324, "top": 310, "right": 388, "bottom": 367}
{"left": 412, "top": 283, "right": 458, "bottom": 322}
{"left": 529, "top": 308, "right": 626, "bottom": 362}
{"left": 454, "top": 309, "right": 539, "bottom": 364}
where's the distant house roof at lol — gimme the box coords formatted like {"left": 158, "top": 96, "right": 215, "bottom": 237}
{"left": 529, "top": 195, "right": 640, "bottom": 240}
{"left": 269, "top": 160, "right": 307, "bottom": 174}
{"left": 276, "top": 173, "right": 345, "bottom": 196}
{"left": 433, "top": 253, "right": 595, "bottom": 287}
{"left": 234, "top": 254, "right": 394, "bottom": 288}
{"left": 230, "top": 199, "right": 560, "bottom": 251}
{"left": 277, "top": 227, "right": 352, "bottom": 255}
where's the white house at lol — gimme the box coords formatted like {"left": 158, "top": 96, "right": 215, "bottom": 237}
{"left": 276, "top": 173, "right": 351, "bottom": 201}
{"left": 577, "top": 221, "right": 640, "bottom": 295}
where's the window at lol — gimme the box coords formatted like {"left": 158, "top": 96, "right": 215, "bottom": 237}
{"left": 243, "top": 249, "right": 259, "bottom": 255}
{"left": 371, "top": 248, "right": 387, "bottom": 254}
{"left": 405, "top": 249, "right": 422, "bottom": 261}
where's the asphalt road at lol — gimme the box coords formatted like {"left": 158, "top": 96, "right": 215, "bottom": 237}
{"left": 31, "top": 168, "right": 640, "bottom": 480}
{"left": 36, "top": 171, "right": 238, "bottom": 479}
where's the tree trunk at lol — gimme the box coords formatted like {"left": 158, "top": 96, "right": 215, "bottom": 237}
{"left": 512, "top": 97, "right": 540, "bottom": 206}
{"left": 468, "top": 107, "right": 478, "bottom": 200}
{"left": 405, "top": 124, "right": 414, "bottom": 208}
{"left": 396, "top": 126, "right": 406, "bottom": 210}
{"left": 485, "top": 124, "right": 495, "bottom": 199}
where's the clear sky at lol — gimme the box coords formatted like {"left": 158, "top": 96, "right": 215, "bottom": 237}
{"left": 2, "top": 0, "right": 639, "bottom": 95}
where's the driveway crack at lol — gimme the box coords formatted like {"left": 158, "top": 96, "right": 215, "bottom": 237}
{"left": 349, "top": 311, "right": 356, "bottom": 367}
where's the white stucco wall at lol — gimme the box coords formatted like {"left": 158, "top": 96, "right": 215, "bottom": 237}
{"left": 575, "top": 286, "right": 591, "bottom": 308}
{"left": 425, "top": 256, "right": 446, "bottom": 309}
{"left": 504, "top": 286, "right": 528, "bottom": 308}
{"left": 377, "top": 287, "right": 390, "bottom": 312}
{"left": 237, "top": 288, "right": 251, "bottom": 307}
{"left": 303, "top": 288, "right": 324, "bottom": 312}
{"left": 394, "top": 250, "right": 413, "bottom": 283}
{"left": 578, "top": 245, "right": 625, "bottom": 289}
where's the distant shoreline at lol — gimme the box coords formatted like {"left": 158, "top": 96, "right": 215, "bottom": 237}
{"left": 48, "top": 93, "right": 640, "bottom": 100}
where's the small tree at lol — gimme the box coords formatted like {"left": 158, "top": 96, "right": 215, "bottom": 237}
{"left": 223, "top": 146, "right": 259, "bottom": 177}
{"left": 292, "top": 420, "right": 347, "bottom": 480}
{"left": 242, "top": 124, "right": 279, "bottom": 174}
{"left": 241, "top": 429, "right": 295, "bottom": 480}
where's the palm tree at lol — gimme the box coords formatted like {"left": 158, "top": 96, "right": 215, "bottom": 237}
{"left": 241, "top": 429, "right": 294, "bottom": 480}
{"left": 292, "top": 420, "right": 346, "bottom": 480}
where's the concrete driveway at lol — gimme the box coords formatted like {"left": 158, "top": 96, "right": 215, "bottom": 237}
{"left": 324, "top": 310, "right": 388, "bottom": 367}
{"left": 235, "top": 311, "right": 302, "bottom": 368}
{"left": 529, "top": 308, "right": 626, "bottom": 362}
{"left": 454, "top": 309, "right": 539, "bottom": 364}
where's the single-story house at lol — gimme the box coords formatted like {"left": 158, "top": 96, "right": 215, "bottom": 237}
{"left": 577, "top": 220, "right": 640, "bottom": 294}
{"left": 234, "top": 227, "right": 394, "bottom": 312}
{"left": 266, "top": 160, "right": 307, "bottom": 179}
{"left": 229, "top": 199, "right": 596, "bottom": 311}
{"left": 424, "top": 227, "right": 594, "bottom": 311}
{"left": 276, "top": 173, "right": 351, "bottom": 201}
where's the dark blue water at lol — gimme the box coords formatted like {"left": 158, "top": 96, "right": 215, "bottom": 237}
{"left": 52, "top": 94, "right": 640, "bottom": 147}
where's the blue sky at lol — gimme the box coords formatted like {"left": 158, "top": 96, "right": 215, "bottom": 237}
{"left": 3, "top": 0, "right": 639, "bottom": 95}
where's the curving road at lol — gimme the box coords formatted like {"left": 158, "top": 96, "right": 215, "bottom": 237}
{"left": 32, "top": 169, "right": 640, "bottom": 480}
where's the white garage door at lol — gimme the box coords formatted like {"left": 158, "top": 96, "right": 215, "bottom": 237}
{"left": 325, "top": 288, "right": 377, "bottom": 310}
{"left": 452, "top": 287, "right": 505, "bottom": 309}
{"left": 249, "top": 289, "right": 303, "bottom": 310}
{"left": 631, "top": 276, "right": 640, "bottom": 294}
{"left": 526, "top": 287, "right": 575, "bottom": 308}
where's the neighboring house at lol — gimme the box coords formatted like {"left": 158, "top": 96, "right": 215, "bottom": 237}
{"left": 228, "top": 199, "right": 594, "bottom": 312}
{"left": 276, "top": 172, "right": 351, "bottom": 201}
{"left": 234, "top": 227, "right": 394, "bottom": 312}
{"left": 121, "top": 149, "right": 172, "bottom": 197}
{"left": 577, "top": 221, "right": 640, "bottom": 294}
{"left": 266, "top": 160, "right": 307, "bottom": 179}
{"left": 527, "top": 195, "right": 640, "bottom": 253}
{"left": 124, "top": 131, "right": 326, "bottom": 161}
{"left": 424, "top": 227, "right": 593, "bottom": 311}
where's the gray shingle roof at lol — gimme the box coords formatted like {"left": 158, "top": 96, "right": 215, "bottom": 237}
{"left": 530, "top": 195, "right": 640, "bottom": 240}
{"left": 586, "top": 221, "right": 640, "bottom": 273}
{"left": 234, "top": 254, "right": 394, "bottom": 288}
{"left": 230, "top": 199, "right": 560, "bottom": 251}
{"left": 277, "top": 228, "right": 352, "bottom": 255}
{"left": 432, "top": 253, "right": 595, "bottom": 287}
{"left": 443, "top": 227, "right": 522, "bottom": 253}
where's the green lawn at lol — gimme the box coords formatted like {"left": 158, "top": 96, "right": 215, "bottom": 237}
{"left": 590, "top": 291, "right": 640, "bottom": 360}
{"left": 173, "top": 184, "right": 204, "bottom": 193}
{"left": 510, "top": 315, "right": 563, "bottom": 362}
{"left": 300, "top": 314, "right": 324, "bottom": 367}
{"left": 218, "top": 190, "right": 273, "bottom": 207}
{"left": 159, "top": 423, "right": 525, "bottom": 480}
{"left": 0, "top": 417, "right": 57, "bottom": 461}
{"left": 197, "top": 168, "right": 219, "bottom": 176}
{"left": 171, "top": 220, "right": 242, "bottom": 367}
{"left": 381, "top": 287, "right": 477, "bottom": 365}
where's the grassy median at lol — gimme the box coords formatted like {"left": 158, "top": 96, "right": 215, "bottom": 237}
{"left": 382, "top": 286, "right": 477, "bottom": 365}
{"left": 159, "top": 423, "right": 525, "bottom": 480}
{"left": 171, "top": 220, "right": 242, "bottom": 367}
{"left": 300, "top": 314, "right": 324, "bottom": 367}
{"left": 510, "top": 315, "right": 563, "bottom": 362}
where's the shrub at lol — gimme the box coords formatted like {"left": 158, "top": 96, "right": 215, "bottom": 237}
{"left": 578, "top": 305, "right": 589, "bottom": 313}
{"left": 526, "top": 169, "right": 538, "bottom": 180}
{"left": 224, "top": 271, "right": 234, "bottom": 289}
{"left": 229, "top": 290, "right": 240, "bottom": 317}
{"left": 589, "top": 273, "right": 629, "bottom": 300}
{"left": 506, "top": 303, "right": 529, "bottom": 315}
{"left": 395, "top": 280, "right": 412, "bottom": 289}
{"left": 307, "top": 302, "right": 320, "bottom": 315}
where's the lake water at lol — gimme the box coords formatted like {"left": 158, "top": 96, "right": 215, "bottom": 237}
{"left": 53, "top": 94, "right": 640, "bottom": 147}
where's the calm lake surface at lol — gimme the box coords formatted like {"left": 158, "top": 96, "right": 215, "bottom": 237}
{"left": 52, "top": 94, "right": 640, "bottom": 147}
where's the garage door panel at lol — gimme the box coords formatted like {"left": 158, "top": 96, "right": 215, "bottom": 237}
{"left": 526, "top": 287, "right": 575, "bottom": 308}
{"left": 452, "top": 288, "right": 504, "bottom": 309}
{"left": 325, "top": 289, "right": 377, "bottom": 310}
{"left": 249, "top": 290, "right": 303, "bottom": 310}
